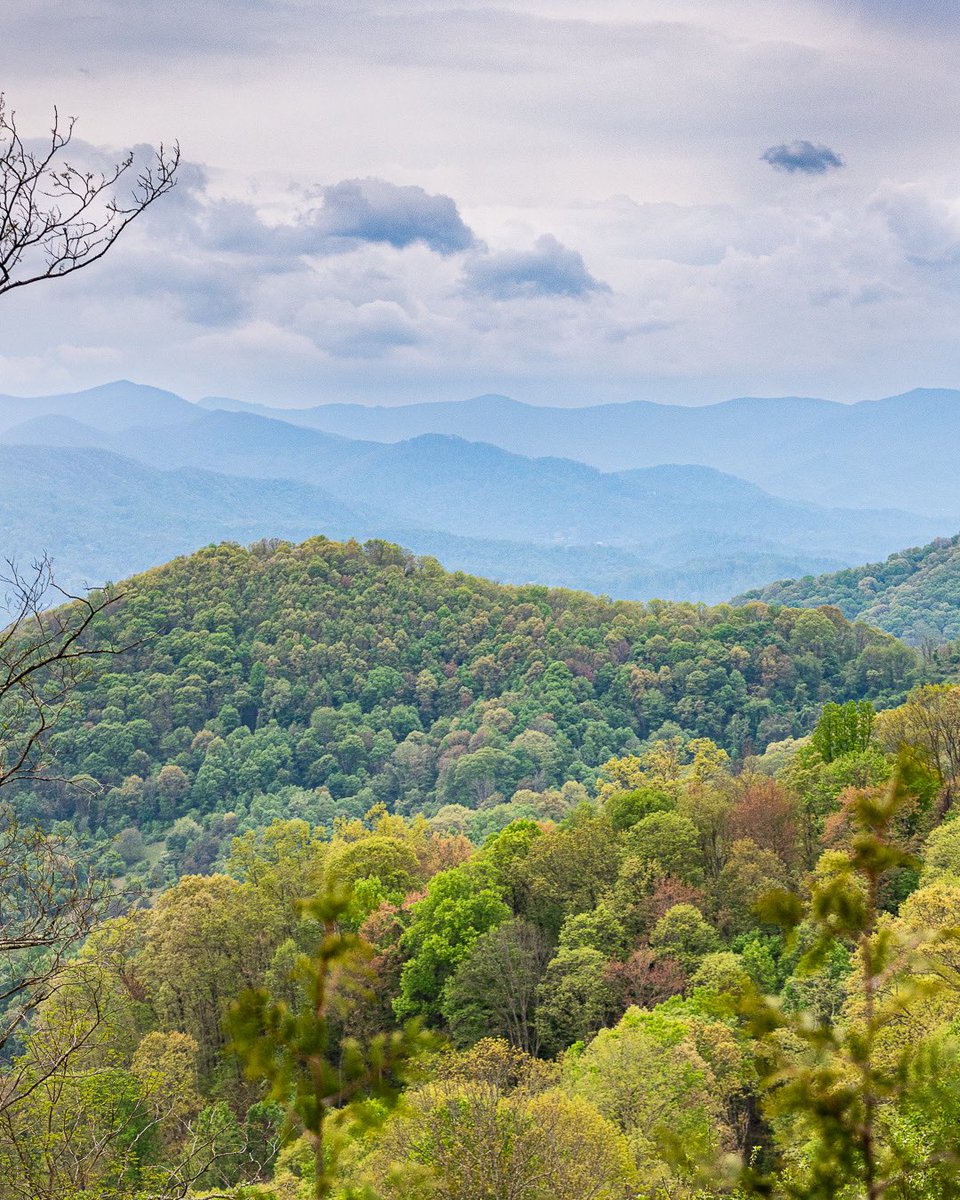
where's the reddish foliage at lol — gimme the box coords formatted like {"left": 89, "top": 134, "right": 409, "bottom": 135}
{"left": 417, "top": 833, "right": 474, "bottom": 877}
{"left": 604, "top": 944, "right": 687, "bottom": 1014}
{"left": 643, "top": 875, "right": 704, "bottom": 926}
{"left": 727, "top": 775, "right": 799, "bottom": 869}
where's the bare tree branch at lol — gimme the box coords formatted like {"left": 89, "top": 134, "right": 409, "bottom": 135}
{"left": 0, "top": 94, "right": 178, "bottom": 298}
{"left": 0, "top": 556, "right": 137, "bottom": 1072}
{"left": 0, "top": 555, "right": 134, "bottom": 790}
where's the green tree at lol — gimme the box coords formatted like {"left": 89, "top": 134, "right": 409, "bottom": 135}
{"left": 441, "top": 918, "right": 552, "bottom": 1052}
{"left": 811, "top": 700, "right": 875, "bottom": 764}
{"left": 137, "top": 873, "right": 285, "bottom": 1077}
{"left": 394, "top": 867, "right": 510, "bottom": 1022}
{"left": 364, "top": 1040, "right": 636, "bottom": 1200}
{"left": 227, "top": 882, "right": 433, "bottom": 1200}
{"left": 535, "top": 947, "right": 612, "bottom": 1055}
{"left": 624, "top": 811, "right": 703, "bottom": 885}
{"left": 564, "top": 1006, "right": 730, "bottom": 1191}
{"left": 739, "top": 758, "right": 960, "bottom": 1198}
{"left": 649, "top": 904, "right": 720, "bottom": 973}
{"left": 521, "top": 810, "right": 619, "bottom": 934}
{"left": 919, "top": 818, "right": 960, "bottom": 883}
{"left": 875, "top": 684, "right": 960, "bottom": 789}
{"left": 603, "top": 785, "right": 675, "bottom": 832}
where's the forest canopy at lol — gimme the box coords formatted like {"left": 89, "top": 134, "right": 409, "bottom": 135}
{"left": 4, "top": 675, "right": 960, "bottom": 1197}
{"left": 1, "top": 536, "right": 937, "bottom": 890}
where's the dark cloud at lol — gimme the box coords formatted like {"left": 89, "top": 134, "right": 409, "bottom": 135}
{"left": 761, "top": 140, "right": 846, "bottom": 174}
{"left": 315, "top": 179, "right": 475, "bottom": 255}
{"left": 461, "top": 234, "right": 608, "bottom": 299}
{"left": 137, "top": 167, "right": 475, "bottom": 265}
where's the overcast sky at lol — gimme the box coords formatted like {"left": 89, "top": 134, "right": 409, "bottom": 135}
{"left": 2, "top": 0, "right": 960, "bottom": 406}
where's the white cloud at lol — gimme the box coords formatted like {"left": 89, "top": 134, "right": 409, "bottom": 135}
{"left": 4, "top": 2, "right": 960, "bottom": 403}
{"left": 873, "top": 183, "right": 960, "bottom": 266}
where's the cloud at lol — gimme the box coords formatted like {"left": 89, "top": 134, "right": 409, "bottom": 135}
{"left": 314, "top": 179, "right": 475, "bottom": 255}
{"left": 823, "top": 0, "right": 960, "bottom": 33}
{"left": 461, "top": 235, "right": 609, "bottom": 299}
{"left": 873, "top": 182, "right": 960, "bottom": 266}
{"left": 4, "top": 0, "right": 291, "bottom": 61}
{"left": 323, "top": 300, "right": 424, "bottom": 359}
{"left": 137, "top": 167, "right": 475, "bottom": 260}
{"left": 11, "top": 123, "right": 960, "bottom": 409}
{"left": 761, "top": 140, "right": 846, "bottom": 174}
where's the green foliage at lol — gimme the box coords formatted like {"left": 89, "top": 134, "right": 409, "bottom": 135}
{"left": 440, "top": 918, "right": 551, "bottom": 1052}
{"left": 736, "top": 758, "right": 960, "bottom": 1198}
{"left": 5, "top": 542, "right": 960, "bottom": 1199}
{"left": 557, "top": 903, "right": 628, "bottom": 958}
{"left": 5, "top": 538, "right": 926, "bottom": 859}
{"left": 226, "top": 882, "right": 435, "bottom": 1199}
{"left": 649, "top": 904, "right": 721, "bottom": 972}
{"left": 920, "top": 816, "right": 960, "bottom": 882}
{"left": 624, "top": 811, "right": 704, "bottom": 884}
{"left": 359, "top": 1040, "right": 637, "bottom": 1199}
{"left": 603, "top": 786, "right": 676, "bottom": 831}
{"left": 393, "top": 867, "right": 510, "bottom": 1022}
{"left": 810, "top": 700, "right": 875, "bottom": 764}
{"left": 738, "top": 533, "right": 960, "bottom": 646}
{"left": 535, "top": 947, "right": 613, "bottom": 1055}
{"left": 689, "top": 951, "right": 750, "bottom": 996}
{"left": 564, "top": 1007, "right": 731, "bottom": 1191}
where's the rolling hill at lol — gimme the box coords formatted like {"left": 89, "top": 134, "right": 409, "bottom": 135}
{"left": 7, "top": 536, "right": 928, "bottom": 841}
{"left": 736, "top": 533, "right": 960, "bottom": 646}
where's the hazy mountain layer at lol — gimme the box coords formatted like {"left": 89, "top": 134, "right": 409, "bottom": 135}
{"left": 0, "top": 445, "right": 364, "bottom": 591}
{"left": 0, "top": 381, "right": 196, "bottom": 432}
{"left": 0, "top": 444, "right": 847, "bottom": 603}
{"left": 199, "top": 386, "right": 960, "bottom": 519}
{"left": 0, "top": 380, "right": 951, "bottom": 604}
{"left": 2, "top": 387, "right": 942, "bottom": 556}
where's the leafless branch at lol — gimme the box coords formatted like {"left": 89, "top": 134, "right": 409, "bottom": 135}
{"left": 0, "top": 93, "right": 178, "bottom": 298}
{"left": 0, "top": 556, "right": 134, "bottom": 1072}
{"left": 0, "top": 555, "right": 132, "bottom": 790}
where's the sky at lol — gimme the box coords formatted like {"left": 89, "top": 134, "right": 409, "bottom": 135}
{"left": 2, "top": 0, "right": 960, "bottom": 407}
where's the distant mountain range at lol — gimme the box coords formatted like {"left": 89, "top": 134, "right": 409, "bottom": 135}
{"left": 0, "top": 380, "right": 953, "bottom": 605}
{"left": 198, "top": 386, "right": 960, "bottom": 519}
{"left": 737, "top": 533, "right": 960, "bottom": 646}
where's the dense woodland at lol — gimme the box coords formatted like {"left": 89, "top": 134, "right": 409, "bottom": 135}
{"left": 740, "top": 533, "right": 960, "bottom": 648}
{"left": 4, "top": 539, "right": 960, "bottom": 1198}
{"left": 2, "top": 537, "right": 939, "bottom": 886}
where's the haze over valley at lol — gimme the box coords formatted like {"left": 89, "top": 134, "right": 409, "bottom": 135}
{"left": 1, "top": 379, "right": 955, "bottom": 605}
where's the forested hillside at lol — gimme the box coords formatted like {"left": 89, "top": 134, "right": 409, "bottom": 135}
{"left": 7, "top": 5, "right": 960, "bottom": 1195}
{"left": 7, "top": 679, "right": 960, "bottom": 1198}
{"left": 739, "top": 533, "right": 960, "bottom": 646}
{"left": 4, "top": 536, "right": 933, "bottom": 893}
